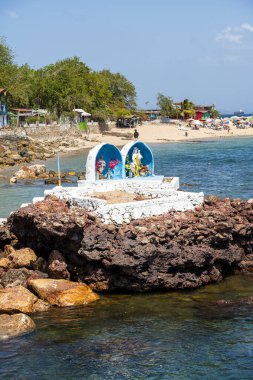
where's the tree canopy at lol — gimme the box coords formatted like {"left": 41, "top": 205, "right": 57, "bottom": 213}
{"left": 0, "top": 38, "right": 137, "bottom": 121}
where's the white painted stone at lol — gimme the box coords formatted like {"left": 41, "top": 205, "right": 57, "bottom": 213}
{"left": 44, "top": 179, "right": 204, "bottom": 225}
{"left": 32, "top": 197, "right": 44, "bottom": 204}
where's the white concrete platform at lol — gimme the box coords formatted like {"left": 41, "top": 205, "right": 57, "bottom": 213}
{"left": 44, "top": 176, "right": 203, "bottom": 225}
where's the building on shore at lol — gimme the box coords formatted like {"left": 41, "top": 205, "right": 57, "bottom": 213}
{"left": 10, "top": 108, "right": 33, "bottom": 127}
{"left": 0, "top": 88, "right": 11, "bottom": 127}
{"left": 194, "top": 105, "right": 213, "bottom": 120}
{"left": 143, "top": 109, "right": 161, "bottom": 121}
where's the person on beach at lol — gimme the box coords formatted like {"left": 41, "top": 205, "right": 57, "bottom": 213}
{"left": 134, "top": 129, "right": 139, "bottom": 140}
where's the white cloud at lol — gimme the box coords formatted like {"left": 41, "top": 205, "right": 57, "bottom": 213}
{"left": 241, "top": 23, "right": 253, "bottom": 32}
{"left": 216, "top": 27, "right": 243, "bottom": 43}
{"left": 6, "top": 10, "right": 18, "bottom": 19}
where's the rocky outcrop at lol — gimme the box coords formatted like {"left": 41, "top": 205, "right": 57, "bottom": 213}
{"left": 8, "top": 196, "right": 253, "bottom": 292}
{"left": 14, "top": 164, "right": 47, "bottom": 179}
{"left": 28, "top": 278, "right": 99, "bottom": 307}
{"left": 0, "top": 313, "right": 36, "bottom": 340}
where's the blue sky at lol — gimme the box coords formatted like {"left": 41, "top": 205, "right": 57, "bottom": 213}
{"left": 1, "top": 0, "right": 253, "bottom": 112}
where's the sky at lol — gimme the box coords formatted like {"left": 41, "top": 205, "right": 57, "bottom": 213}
{"left": 1, "top": 0, "right": 253, "bottom": 113}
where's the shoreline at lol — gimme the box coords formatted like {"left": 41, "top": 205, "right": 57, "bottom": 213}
{"left": 1, "top": 128, "right": 253, "bottom": 175}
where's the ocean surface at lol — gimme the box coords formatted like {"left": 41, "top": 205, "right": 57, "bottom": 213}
{"left": 1, "top": 137, "right": 253, "bottom": 379}
{"left": 1, "top": 136, "right": 253, "bottom": 217}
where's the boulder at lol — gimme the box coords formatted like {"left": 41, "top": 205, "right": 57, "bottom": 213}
{"left": 28, "top": 164, "right": 46, "bottom": 176}
{"left": 14, "top": 166, "right": 37, "bottom": 179}
{"left": 4, "top": 245, "right": 37, "bottom": 268}
{"left": 28, "top": 278, "right": 99, "bottom": 307}
{"left": 47, "top": 250, "right": 70, "bottom": 279}
{"left": 0, "top": 257, "right": 11, "bottom": 269}
{"left": 0, "top": 285, "right": 38, "bottom": 314}
{"left": 0, "top": 313, "right": 36, "bottom": 340}
{"left": 10, "top": 176, "right": 17, "bottom": 184}
{"left": 0, "top": 268, "right": 48, "bottom": 288}
{"left": 32, "top": 299, "right": 51, "bottom": 313}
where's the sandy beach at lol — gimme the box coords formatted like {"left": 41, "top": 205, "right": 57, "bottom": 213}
{"left": 81, "top": 122, "right": 253, "bottom": 149}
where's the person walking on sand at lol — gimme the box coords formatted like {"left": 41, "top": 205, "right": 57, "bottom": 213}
{"left": 134, "top": 129, "right": 139, "bottom": 140}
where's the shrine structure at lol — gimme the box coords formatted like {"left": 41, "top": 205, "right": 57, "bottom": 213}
{"left": 43, "top": 141, "right": 204, "bottom": 224}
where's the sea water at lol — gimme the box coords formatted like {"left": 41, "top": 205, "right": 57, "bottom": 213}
{"left": 1, "top": 137, "right": 253, "bottom": 379}
{"left": 0, "top": 137, "right": 253, "bottom": 217}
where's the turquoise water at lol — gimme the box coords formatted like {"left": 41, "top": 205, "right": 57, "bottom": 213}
{"left": 1, "top": 137, "right": 253, "bottom": 217}
{"left": 1, "top": 275, "right": 253, "bottom": 379}
{"left": 1, "top": 137, "right": 253, "bottom": 379}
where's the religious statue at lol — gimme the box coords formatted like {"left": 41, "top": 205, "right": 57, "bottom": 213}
{"left": 132, "top": 148, "right": 143, "bottom": 177}
{"left": 96, "top": 156, "right": 106, "bottom": 179}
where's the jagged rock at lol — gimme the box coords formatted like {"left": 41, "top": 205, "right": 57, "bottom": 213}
{"left": 7, "top": 196, "right": 253, "bottom": 292}
{"left": 33, "top": 257, "right": 47, "bottom": 272}
{"left": 28, "top": 278, "right": 99, "bottom": 307}
{"left": 0, "top": 313, "right": 36, "bottom": 340}
{"left": 0, "top": 225, "right": 12, "bottom": 249}
{"left": 47, "top": 250, "right": 70, "bottom": 279}
{"left": 0, "top": 285, "right": 38, "bottom": 314}
{"left": 4, "top": 245, "right": 37, "bottom": 268}
{"left": 0, "top": 268, "right": 48, "bottom": 288}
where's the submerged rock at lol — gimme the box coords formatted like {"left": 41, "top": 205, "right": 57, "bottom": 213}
{"left": 0, "top": 285, "right": 38, "bottom": 314}
{"left": 0, "top": 313, "right": 36, "bottom": 340}
{"left": 28, "top": 278, "right": 99, "bottom": 307}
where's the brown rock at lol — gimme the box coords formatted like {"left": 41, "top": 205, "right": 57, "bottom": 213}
{"left": 4, "top": 246, "right": 37, "bottom": 268}
{"left": 33, "top": 257, "right": 47, "bottom": 272}
{"left": 0, "top": 313, "right": 36, "bottom": 340}
{"left": 0, "top": 286, "right": 38, "bottom": 314}
{"left": 0, "top": 257, "right": 11, "bottom": 269}
{"left": 14, "top": 166, "right": 36, "bottom": 179}
{"left": 47, "top": 250, "right": 70, "bottom": 279}
{"left": 0, "top": 268, "right": 48, "bottom": 288}
{"left": 32, "top": 299, "right": 51, "bottom": 313}
{"left": 28, "top": 278, "right": 99, "bottom": 307}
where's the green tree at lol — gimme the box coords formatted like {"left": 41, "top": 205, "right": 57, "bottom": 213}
{"left": 180, "top": 98, "right": 195, "bottom": 118}
{"left": 0, "top": 37, "right": 14, "bottom": 66}
{"left": 99, "top": 69, "right": 136, "bottom": 109}
{"left": 156, "top": 93, "right": 174, "bottom": 116}
{"left": 33, "top": 57, "right": 92, "bottom": 118}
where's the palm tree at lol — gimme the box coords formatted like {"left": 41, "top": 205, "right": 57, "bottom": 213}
{"left": 180, "top": 99, "right": 195, "bottom": 119}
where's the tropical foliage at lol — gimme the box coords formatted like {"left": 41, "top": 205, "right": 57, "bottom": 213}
{"left": 0, "top": 38, "right": 137, "bottom": 121}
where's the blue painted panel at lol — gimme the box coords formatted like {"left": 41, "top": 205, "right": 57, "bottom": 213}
{"left": 125, "top": 142, "right": 154, "bottom": 178}
{"left": 95, "top": 144, "right": 123, "bottom": 180}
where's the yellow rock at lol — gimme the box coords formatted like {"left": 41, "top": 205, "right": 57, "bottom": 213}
{"left": 32, "top": 299, "right": 51, "bottom": 313}
{"left": 29, "top": 278, "right": 99, "bottom": 307}
{"left": 4, "top": 246, "right": 37, "bottom": 268}
{"left": 0, "top": 257, "right": 11, "bottom": 269}
{"left": 0, "top": 285, "right": 38, "bottom": 314}
{"left": 0, "top": 313, "right": 36, "bottom": 340}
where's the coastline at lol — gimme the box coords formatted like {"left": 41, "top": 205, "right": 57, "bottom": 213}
{"left": 2, "top": 123, "right": 253, "bottom": 174}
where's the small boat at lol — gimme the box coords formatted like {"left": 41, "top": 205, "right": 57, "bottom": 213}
{"left": 234, "top": 109, "right": 244, "bottom": 116}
